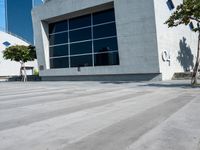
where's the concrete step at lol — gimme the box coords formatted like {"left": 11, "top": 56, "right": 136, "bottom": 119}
{"left": 172, "top": 72, "right": 200, "bottom": 80}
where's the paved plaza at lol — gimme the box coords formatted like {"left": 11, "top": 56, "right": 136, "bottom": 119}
{"left": 0, "top": 80, "right": 199, "bottom": 150}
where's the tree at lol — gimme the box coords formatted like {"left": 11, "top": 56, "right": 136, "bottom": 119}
{"left": 3, "top": 45, "right": 37, "bottom": 82}
{"left": 165, "top": 0, "right": 200, "bottom": 85}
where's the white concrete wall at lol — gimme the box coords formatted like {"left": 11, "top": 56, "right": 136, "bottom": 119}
{"left": 0, "top": 31, "right": 38, "bottom": 76}
{"left": 154, "top": 0, "right": 198, "bottom": 80}
{"left": 32, "top": 0, "right": 160, "bottom": 78}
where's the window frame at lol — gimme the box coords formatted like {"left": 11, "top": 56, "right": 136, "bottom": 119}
{"left": 48, "top": 8, "right": 120, "bottom": 69}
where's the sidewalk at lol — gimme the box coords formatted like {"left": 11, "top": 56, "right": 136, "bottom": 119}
{"left": 0, "top": 80, "right": 199, "bottom": 150}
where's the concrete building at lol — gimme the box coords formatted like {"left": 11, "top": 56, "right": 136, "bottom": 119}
{"left": 0, "top": 29, "right": 37, "bottom": 77}
{"left": 32, "top": 0, "right": 197, "bottom": 81}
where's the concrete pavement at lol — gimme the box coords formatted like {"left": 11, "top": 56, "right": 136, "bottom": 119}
{"left": 0, "top": 81, "right": 199, "bottom": 150}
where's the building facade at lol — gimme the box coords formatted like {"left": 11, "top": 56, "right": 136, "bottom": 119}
{"left": 32, "top": 0, "right": 197, "bottom": 81}
{"left": 0, "top": 0, "right": 6, "bottom": 29}
{"left": 0, "top": 0, "right": 43, "bottom": 44}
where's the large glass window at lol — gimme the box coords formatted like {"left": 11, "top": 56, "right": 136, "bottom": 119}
{"left": 48, "top": 8, "right": 119, "bottom": 69}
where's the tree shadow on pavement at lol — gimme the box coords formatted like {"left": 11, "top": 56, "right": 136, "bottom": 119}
{"left": 139, "top": 82, "right": 200, "bottom": 89}
{"left": 100, "top": 81, "right": 140, "bottom": 84}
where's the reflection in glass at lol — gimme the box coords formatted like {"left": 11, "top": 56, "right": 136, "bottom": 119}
{"left": 70, "top": 55, "right": 93, "bottom": 67}
{"left": 69, "top": 14, "right": 91, "bottom": 30}
{"left": 93, "top": 9, "right": 115, "bottom": 25}
{"left": 50, "top": 45, "right": 68, "bottom": 57}
{"left": 70, "top": 41, "right": 92, "bottom": 55}
{"left": 49, "top": 32, "right": 68, "bottom": 45}
{"left": 50, "top": 57, "right": 69, "bottom": 68}
{"left": 93, "top": 23, "right": 117, "bottom": 39}
{"left": 69, "top": 27, "right": 92, "bottom": 42}
{"left": 94, "top": 37, "right": 118, "bottom": 53}
{"left": 49, "top": 20, "right": 68, "bottom": 34}
{"left": 94, "top": 52, "right": 119, "bottom": 66}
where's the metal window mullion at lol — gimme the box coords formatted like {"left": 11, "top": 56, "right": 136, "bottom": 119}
{"left": 70, "top": 39, "right": 92, "bottom": 44}
{"left": 93, "top": 35, "right": 117, "bottom": 41}
{"left": 70, "top": 52, "right": 93, "bottom": 57}
{"left": 67, "top": 20, "right": 71, "bottom": 68}
{"left": 49, "top": 42, "right": 69, "bottom": 47}
{"left": 49, "top": 30, "right": 68, "bottom": 36}
{"left": 50, "top": 55, "right": 68, "bottom": 59}
{"left": 69, "top": 25, "right": 91, "bottom": 32}
{"left": 94, "top": 50, "right": 118, "bottom": 55}
{"left": 93, "top": 20, "right": 115, "bottom": 27}
{"left": 91, "top": 13, "right": 94, "bottom": 67}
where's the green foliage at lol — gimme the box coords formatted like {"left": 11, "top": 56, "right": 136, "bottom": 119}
{"left": 3, "top": 45, "right": 37, "bottom": 63}
{"left": 165, "top": 0, "right": 200, "bottom": 31}
{"left": 33, "top": 69, "right": 39, "bottom": 76}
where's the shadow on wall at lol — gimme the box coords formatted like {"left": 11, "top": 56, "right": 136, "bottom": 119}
{"left": 177, "top": 37, "right": 194, "bottom": 72}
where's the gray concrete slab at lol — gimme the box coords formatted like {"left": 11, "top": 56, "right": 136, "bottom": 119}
{"left": 0, "top": 80, "right": 199, "bottom": 150}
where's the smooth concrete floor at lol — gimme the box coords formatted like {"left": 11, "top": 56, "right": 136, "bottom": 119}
{"left": 0, "top": 80, "right": 199, "bottom": 150}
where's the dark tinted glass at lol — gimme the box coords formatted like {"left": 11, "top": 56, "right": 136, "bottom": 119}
{"left": 69, "top": 27, "right": 91, "bottom": 42}
{"left": 50, "top": 57, "right": 69, "bottom": 68}
{"left": 70, "top": 55, "right": 93, "bottom": 67}
{"left": 94, "top": 37, "right": 118, "bottom": 53}
{"left": 49, "top": 21, "right": 68, "bottom": 34}
{"left": 69, "top": 14, "right": 91, "bottom": 30}
{"left": 93, "top": 9, "right": 115, "bottom": 25}
{"left": 3, "top": 41, "right": 11, "bottom": 47}
{"left": 70, "top": 41, "right": 92, "bottom": 55}
{"left": 49, "top": 32, "right": 68, "bottom": 45}
{"left": 93, "top": 23, "right": 117, "bottom": 39}
{"left": 189, "top": 22, "right": 194, "bottom": 30}
{"left": 94, "top": 52, "right": 119, "bottom": 66}
{"left": 50, "top": 45, "right": 68, "bottom": 57}
{"left": 166, "top": 0, "right": 175, "bottom": 10}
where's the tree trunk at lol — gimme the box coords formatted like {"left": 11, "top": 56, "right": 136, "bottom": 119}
{"left": 23, "top": 65, "right": 27, "bottom": 82}
{"left": 191, "top": 31, "right": 200, "bottom": 85}
{"left": 21, "top": 62, "right": 27, "bottom": 82}
{"left": 20, "top": 62, "right": 23, "bottom": 77}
